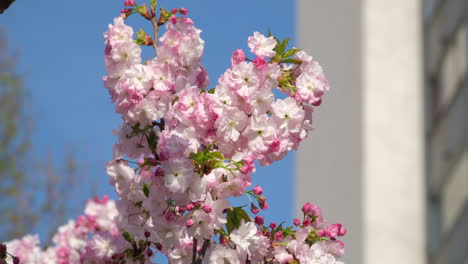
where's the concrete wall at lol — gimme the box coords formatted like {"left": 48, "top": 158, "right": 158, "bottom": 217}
{"left": 296, "top": 1, "right": 426, "bottom": 263}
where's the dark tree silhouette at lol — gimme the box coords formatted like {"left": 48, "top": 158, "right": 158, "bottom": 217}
{"left": 0, "top": 0, "right": 16, "bottom": 14}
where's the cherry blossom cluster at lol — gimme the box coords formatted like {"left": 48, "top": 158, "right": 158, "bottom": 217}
{"left": 2, "top": 196, "right": 119, "bottom": 264}
{"left": 2, "top": 1, "right": 345, "bottom": 263}
{"left": 96, "top": 0, "right": 344, "bottom": 263}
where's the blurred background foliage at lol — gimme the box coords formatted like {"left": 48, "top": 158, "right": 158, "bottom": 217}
{"left": 0, "top": 29, "right": 83, "bottom": 243}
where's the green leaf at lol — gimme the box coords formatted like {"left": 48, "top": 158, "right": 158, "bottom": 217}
{"left": 122, "top": 231, "right": 135, "bottom": 245}
{"left": 282, "top": 226, "right": 294, "bottom": 238}
{"left": 281, "top": 58, "right": 302, "bottom": 64}
{"left": 283, "top": 48, "right": 301, "bottom": 58}
{"left": 274, "top": 37, "right": 289, "bottom": 55}
{"left": 226, "top": 207, "right": 251, "bottom": 233}
{"left": 150, "top": 0, "right": 156, "bottom": 9}
{"left": 208, "top": 151, "right": 223, "bottom": 160}
{"left": 142, "top": 183, "right": 150, "bottom": 197}
{"left": 146, "top": 129, "right": 157, "bottom": 153}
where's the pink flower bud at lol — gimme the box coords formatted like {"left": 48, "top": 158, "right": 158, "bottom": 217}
{"left": 254, "top": 216, "right": 264, "bottom": 225}
{"left": 302, "top": 202, "right": 313, "bottom": 214}
{"left": 105, "top": 45, "right": 112, "bottom": 56}
{"left": 253, "top": 185, "right": 263, "bottom": 195}
{"left": 257, "top": 196, "right": 266, "bottom": 203}
{"left": 144, "top": 231, "right": 151, "bottom": 238}
{"left": 325, "top": 224, "right": 341, "bottom": 238}
{"left": 293, "top": 218, "right": 300, "bottom": 226}
{"left": 250, "top": 204, "right": 260, "bottom": 214}
{"left": 220, "top": 236, "right": 227, "bottom": 245}
{"left": 186, "top": 218, "right": 194, "bottom": 228}
{"left": 121, "top": 8, "right": 132, "bottom": 16}
{"left": 165, "top": 212, "right": 175, "bottom": 221}
{"left": 339, "top": 226, "right": 347, "bottom": 236}
{"left": 186, "top": 203, "right": 195, "bottom": 211}
{"left": 155, "top": 243, "right": 162, "bottom": 251}
{"left": 302, "top": 219, "right": 310, "bottom": 226}
{"left": 202, "top": 204, "right": 212, "bottom": 214}
{"left": 240, "top": 155, "right": 255, "bottom": 174}
{"left": 231, "top": 49, "right": 246, "bottom": 66}
{"left": 171, "top": 8, "right": 178, "bottom": 14}
{"left": 179, "top": 7, "right": 189, "bottom": 15}
{"left": 178, "top": 206, "right": 186, "bottom": 214}
{"left": 253, "top": 57, "right": 267, "bottom": 70}
{"left": 317, "top": 229, "right": 326, "bottom": 237}
{"left": 312, "top": 98, "right": 322, "bottom": 106}
{"left": 259, "top": 200, "right": 268, "bottom": 210}
{"left": 270, "top": 222, "right": 277, "bottom": 229}
{"left": 124, "top": 0, "right": 136, "bottom": 6}
{"left": 154, "top": 167, "right": 164, "bottom": 177}
{"left": 275, "top": 231, "right": 283, "bottom": 241}
{"left": 169, "top": 15, "right": 178, "bottom": 24}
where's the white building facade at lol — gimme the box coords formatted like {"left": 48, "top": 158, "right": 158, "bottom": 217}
{"left": 295, "top": 0, "right": 467, "bottom": 263}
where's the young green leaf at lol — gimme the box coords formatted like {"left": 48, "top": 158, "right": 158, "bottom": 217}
{"left": 142, "top": 183, "right": 150, "bottom": 197}
{"left": 226, "top": 207, "right": 251, "bottom": 233}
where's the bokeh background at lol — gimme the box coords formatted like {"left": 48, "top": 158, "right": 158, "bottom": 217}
{"left": 1, "top": 0, "right": 467, "bottom": 264}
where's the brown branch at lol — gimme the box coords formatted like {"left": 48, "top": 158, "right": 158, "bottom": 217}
{"left": 196, "top": 239, "right": 211, "bottom": 264}
{"left": 150, "top": 0, "right": 159, "bottom": 55}
{"left": 192, "top": 238, "right": 198, "bottom": 264}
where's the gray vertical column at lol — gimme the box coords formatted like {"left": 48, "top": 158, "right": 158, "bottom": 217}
{"left": 296, "top": 1, "right": 363, "bottom": 263}
{"left": 296, "top": 1, "right": 426, "bottom": 264}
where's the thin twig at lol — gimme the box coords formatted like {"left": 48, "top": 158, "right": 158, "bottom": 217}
{"left": 196, "top": 239, "right": 211, "bottom": 264}
{"left": 192, "top": 238, "right": 198, "bottom": 264}
{"left": 150, "top": 0, "right": 159, "bottom": 55}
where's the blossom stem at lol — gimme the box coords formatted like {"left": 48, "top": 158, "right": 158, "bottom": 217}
{"left": 195, "top": 239, "right": 210, "bottom": 264}
{"left": 192, "top": 238, "right": 198, "bottom": 264}
{"left": 150, "top": 0, "right": 159, "bottom": 54}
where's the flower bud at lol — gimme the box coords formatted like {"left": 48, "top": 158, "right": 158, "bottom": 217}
{"left": 178, "top": 206, "right": 186, "bottom": 214}
{"left": 121, "top": 8, "right": 132, "bottom": 17}
{"left": 339, "top": 226, "right": 347, "bottom": 236}
{"left": 220, "top": 236, "right": 227, "bottom": 245}
{"left": 254, "top": 216, "right": 264, "bottom": 225}
{"left": 169, "top": 15, "right": 177, "bottom": 24}
{"left": 186, "top": 203, "right": 195, "bottom": 211}
{"left": 202, "top": 204, "right": 212, "bottom": 214}
{"left": 259, "top": 200, "right": 268, "bottom": 210}
{"left": 179, "top": 7, "right": 189, "bottom": 15}
{"left": 302, "top": 219, "right": 310, "bottom": 226}
{"left": 231, "top": 49, "right": 246, "bottom": 66}
{"left": 186, "top": 218, "right": 194, "bottom": 228}
{"left": 275, "top": 231, "right": 283, "bottom": 241}
{"left": 253, "top": 57, "right": 267, "bottom": 70}
{"left": 124, "top": 0, "right": 136, "bottom": 7}
{"left": 250, "top": 203, "right": 260, "bottom": 214}
{"left": 144, "top": 231, "right": 151, "bottom": 238}
{"left": 293, "top": 218, "right": 300, "bottom": 226}
{"left": 13, "top": 257, "right": 19, "bottom": 264}
{"left": 317, "top": 229, "right": 326, "bottom": 237}
{"left": 171, "top": 8, "right": 178, "bottom": 14}
{"left": 155, "top": 243, "right": 162, "bottom": 251}
{"left": 253, "top": 185, "right": 263, "bottom": 195}
{"left": 312, "top": 99, "right": 322, "bottom": 106}
{"left": 302, "top": 202, "right": 312, "bottom": 214}
{"left": 147, "top": 249, "right": 153, "bottom": 257}
{"left": 325, "top": 224, "right": 341, "bottom": 238}
{"left": 269, "top": 222, "right": 276, "bottom": 229}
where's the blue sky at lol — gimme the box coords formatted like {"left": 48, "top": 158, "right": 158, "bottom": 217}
{"left": 1, "top": 0, "right": 296, "bottom": 241}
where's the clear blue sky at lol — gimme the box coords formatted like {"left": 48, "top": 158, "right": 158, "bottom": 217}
{"left": 2, "top": 0, "right": 296, "bottom": 240}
